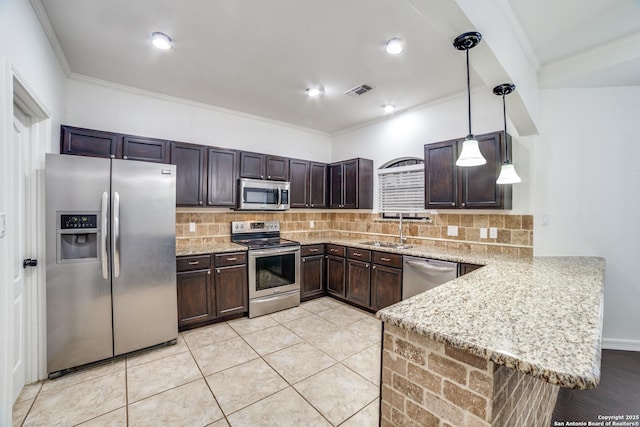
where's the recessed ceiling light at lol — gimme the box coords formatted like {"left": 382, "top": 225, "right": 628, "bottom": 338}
{"left": 151, "top": 32, "right": 172, "bottom": 50}
{"left": 306, "top": 87, "right": 322, "bottom": 97}
{"left": 383, "top": 104, "right": 396, "bottom": 113}
{"left": 385, "top": 38, "right": 403, "bottom": 55}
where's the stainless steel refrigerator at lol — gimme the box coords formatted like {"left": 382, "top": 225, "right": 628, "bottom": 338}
{"left": 45, "top": 154, "right": 177, "bottom": 376}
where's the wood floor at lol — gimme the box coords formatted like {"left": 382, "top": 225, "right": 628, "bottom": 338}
{"left": 551, "top": 349, "right": 640, "bottom": 424}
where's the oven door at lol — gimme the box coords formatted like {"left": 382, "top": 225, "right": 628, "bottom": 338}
{"left": 248, "top": 246, "right": 300, "bottom": 299}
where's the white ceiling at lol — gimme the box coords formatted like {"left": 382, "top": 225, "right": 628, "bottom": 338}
{"left": 36, "top": 0, "right": 640, "bottom": 134}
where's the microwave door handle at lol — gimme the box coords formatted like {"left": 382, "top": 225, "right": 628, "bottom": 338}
{"left": 277, "top": 188, "right": 282, "bottom": 207}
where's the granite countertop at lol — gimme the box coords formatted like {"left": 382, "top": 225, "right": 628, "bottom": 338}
{"left": 378, "top": 255, "right": 605, "bottom": 390}
{"left": 176, "top": 242, "right": 246, "bottom": 256}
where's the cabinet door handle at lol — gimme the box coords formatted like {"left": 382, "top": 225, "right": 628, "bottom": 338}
{"left": 309, "top": 249, "right": 319, "bottom": 252}
{"left": 365, "top": 263, "right": 369, "bottom": 268}
{"left": 353, "top": 252, "right": 362, "bottom": 257}
{"left": 451, "top": 202, "right": 455, "bottom": 206}
{"left": 268, "top": 175, "right": 271, "bottom": 179}
{"left": 260, "top": 175, "right": 264, "bottom": 179}
{"left": 302, "top": 259, "right": 306, "bottom": 263}
{"left": 216, "top": 269, "right": 221, "bottom": 274}
{"left": 188, "top": 261, "right": 200, "bottom": 265}
{"left": 208, "top": 270, "right": 211, "bottom": 275}
{"left": 373, "top": 265, "right": 376, "bottom": 270}
{"left": 199, "top": 201, "right": 203, "bottom": 206}
{"left": 461, "top": 202, "right": 466, "bottom": 207}
{"left": 305, "top": 204, "right": 309, "bottom": 207}
{"left": 380, "top": 257, "right": 391, "bottom": 262}
{"left": 311, "top": 204, "right": 314, "bottom": 207}
{"left": 123, "top": 155, "right": 128, "bottom": 160}
{"left": 226, "top": 257, "right": 237, "bottom": 261}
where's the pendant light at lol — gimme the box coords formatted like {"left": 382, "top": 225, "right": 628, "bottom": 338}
{"left": 453, "top": 32, "right": 486, "bottom": 167}
{"left": 493, "top": 83, "right": 521, "bottom": 184}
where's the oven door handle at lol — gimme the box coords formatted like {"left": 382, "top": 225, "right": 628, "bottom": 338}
{"left": 249, "top": 246, "right": 300, "bottom": 257}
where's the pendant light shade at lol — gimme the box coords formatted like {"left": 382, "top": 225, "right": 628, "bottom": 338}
{"left": 493, "top": 83, "right": 521, "bottom": 184}
{"left": 453, "top": 32, "right": 486, "bottom": 167}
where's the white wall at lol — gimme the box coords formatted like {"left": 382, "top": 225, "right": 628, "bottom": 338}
{"left": 332, "top": 90, "right": 533, "bottom": 214}
{"left": 66, "top": 77, "right": 332, "bottom": 162}
{"left": 0, "top": 0, "right": 67, "bottom": 419}
{"left": 533, "top": 87, "right": 640, "bottom": 349}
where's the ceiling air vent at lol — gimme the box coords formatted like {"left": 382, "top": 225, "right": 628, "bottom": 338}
{"left": 344, "top": 84, "right": 374, "bottom": 97}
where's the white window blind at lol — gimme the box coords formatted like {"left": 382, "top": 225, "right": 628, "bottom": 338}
{"left": 378, "top": 164, "right": 427, "bottom": 213}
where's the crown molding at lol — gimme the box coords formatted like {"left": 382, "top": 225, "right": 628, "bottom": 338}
{"left": 29, "top": 0, "right": 71, "bottom": 76}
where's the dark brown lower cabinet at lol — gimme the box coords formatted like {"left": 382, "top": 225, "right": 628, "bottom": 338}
{"left": 346, "top": 259, "right": 371, "bottom": 307}
{"left": 176, "top": 255, "right": 214, "bottom": 329}
{"left": 214, "top": 253, "right": 248, "bottom": 317}
{"left": 326, "top": 255, "right": 346, "bottom": 298}
{"left": 370, "top": 264, "right": 402, "bottom": 311}
{"left": 301, "top": 244, "right": 325, "bottom": 300}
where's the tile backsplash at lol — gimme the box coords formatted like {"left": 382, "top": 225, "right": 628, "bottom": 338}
{"left": 176, "top": 211, "right": 533, "bottom": 256}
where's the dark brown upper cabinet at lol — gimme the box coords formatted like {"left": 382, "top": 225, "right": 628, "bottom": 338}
{"left": 171, "top": 142, "right": 206, "bottom": 206}
{"left": 239, "top": 151, "right": 289, "bottom": 181}
{"left": 328, "top": 158, "right": 373, "bottom": 209}
{"left": 289, "top": 159, "right": 327, "bottom": 208}
{"left": 207, "top": 148, "right": 238, "bottom": 206}
{"left": 424, "top": 131, "right": 512, "bottom": 209}
{"left": 60, "top": 125, "right": 120, "bottom": 159}
{"left": 122, "top": 136, "right": 170, "bottom": 163}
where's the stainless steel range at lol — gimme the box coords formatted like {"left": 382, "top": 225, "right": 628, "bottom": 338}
{"left": 231, "top": 221, "right": 300, "bottom": 318}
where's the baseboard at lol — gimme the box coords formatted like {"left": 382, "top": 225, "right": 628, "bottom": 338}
{"left": 602, "top": 338, "right": 640, "bottom": 352}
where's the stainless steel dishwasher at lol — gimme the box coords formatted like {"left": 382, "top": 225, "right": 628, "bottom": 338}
{"left": 402, "top": 256, "right": 458, "bottom": 300}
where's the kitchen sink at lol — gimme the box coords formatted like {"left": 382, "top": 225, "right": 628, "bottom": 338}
{"left": 361, "top": 241, "right": 413, "bottom": 250}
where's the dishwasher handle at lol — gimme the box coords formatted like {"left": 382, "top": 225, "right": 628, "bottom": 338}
{"left": 405, "top": 260, "right": 457, "bottom": 273}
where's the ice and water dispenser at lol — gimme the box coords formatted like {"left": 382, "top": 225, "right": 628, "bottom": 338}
{"left": 57, "top": 213, "right": 99, "bottom": 262}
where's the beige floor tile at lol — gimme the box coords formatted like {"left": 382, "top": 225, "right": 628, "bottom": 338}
{"left": 340, "top": 398, "right": 380, "bottom": 427}
{"left": 308, "top": 329, "right": 373, "bottom": 361}
{"left": 126, "top": 335, "right": 189, "bottom": 368}
{"left": 12, "top": 398, "right": 33, "bottom": 427}
{"left": 183, "top": 322, "right": 239, "bottom": 349}
{"left": 345, "top": 316, "right": 382, "bottom": 343}
{"left": 15, "top": 382, "right": 42, "bottom": 402}
{"left": 316, "top": 305, "right": 368, "bottom": 326}
{"left": 242, "top": 325, "right": 303, "bottom": 356}
{"left": 128, "top": 379, "right": 223, "bottom": 427}
{"left": 227, "top": 387, "right": 331, "bottom": 427}
{"left": 191, "top": 337, "right": 259, "bottom": 376}
{"left": 127, "top": 351, "right": 202, "bottom": 403}
{"left": 23, "top": 370, "right": 126, "bottom": 426}
{"left": 40, "top": 359, "right": 125, "bottom": 395}
{"left": 294, "top": 364, "right": 379, "bottom": 425}
{"left": 342, "top": 344, "right": 381, "bottom": 385}
{"left": 227, "top": 315, "right": 279, "bottom": 336}
{"left": 300, "top": 297, "right": 344, "bottom": 314}
{"left": 206, "top": 358, "right": 288, "bottom": 415}
{"left": 282, "top": 314, "right": 336, "bottom": 340}
{"left": 264, "top": 342, "right": 336, "bottom": 384}
{"left": 268, "top": 306, "right": 313, "bottom": 323}
{"left": 76, "top": 407, "right": 127, "bottom": 426}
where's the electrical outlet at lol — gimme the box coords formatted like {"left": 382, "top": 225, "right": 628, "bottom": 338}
{"left": 189, "top": 222, "right": 196, "bottom": 233}
{"left": 489, "top": 227, "right": 498, "bottom": 239}
{"left": 480, "top": 228, "right": 488, "bottom": 239}
{"left": 447, "top": 225, "right": 458, "bottom": 237}
{"left": 309, "top": 220, "right": 315, "bottom": 229}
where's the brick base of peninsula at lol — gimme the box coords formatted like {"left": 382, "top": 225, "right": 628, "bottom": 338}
{"left": 380, "top": 323, "right": 559, "bottom": 427}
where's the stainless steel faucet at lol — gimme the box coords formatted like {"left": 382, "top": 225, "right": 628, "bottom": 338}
{"left": 398, "top": 213, "right": 407, "bottom": 244}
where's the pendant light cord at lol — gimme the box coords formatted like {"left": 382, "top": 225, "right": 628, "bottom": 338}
{"left": 466, "top": 49, "right": 472, "bottom": 136}
{"left": 502, "top": 93, "right": 509, "bottom": 162}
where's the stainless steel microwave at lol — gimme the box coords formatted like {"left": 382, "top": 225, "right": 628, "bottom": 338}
{"left": 237, "top": 178, "right": 290, "bottom": 210}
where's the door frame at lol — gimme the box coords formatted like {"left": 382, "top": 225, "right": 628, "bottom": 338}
{"left": 0, "top": 58, "right": 51, "bottom": 417}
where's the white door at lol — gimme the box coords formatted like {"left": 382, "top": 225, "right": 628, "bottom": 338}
{"left": 11, "top": 105, "right": 29, "bottom": 401}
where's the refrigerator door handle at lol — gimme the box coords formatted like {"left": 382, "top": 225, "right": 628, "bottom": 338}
{"left": 101, "top": 191, "right": 109, "bottom": 279}
{"left": 113, "top": 191, "right": 121, "bottom": 278}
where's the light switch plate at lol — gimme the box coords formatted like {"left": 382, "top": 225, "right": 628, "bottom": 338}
{"left": 447, "top": 225, "right": 458, "bottom": 237}
{"left": 489, "top": 227, "right": 498, "bottom": 239}
{"left": 189, "top": 222, "right": 196, "bottom": 233}
{"left": 480, "top": 228, "right": 488, "bottom": 239}
{"left": 0, "top": 212, "right": 6, "bottom": 238}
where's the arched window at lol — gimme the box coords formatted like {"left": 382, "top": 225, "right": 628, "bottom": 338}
{"left": 378, "top": 157, "right": 429, "bottom": 218}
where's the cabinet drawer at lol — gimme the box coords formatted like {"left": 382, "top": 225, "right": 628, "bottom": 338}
{"left": 326, "top": 244, "right": 346, "bottom": 257}
{"left": 347, "top": 247, "right": 371, "bottom": 262}
{"left": 302, "top": 244, "right": 324, "bottom": 257}
{"left": 177, "top": 255, "right": 211, "bottom": 272}
{"left": 373, "top": 251, "right": 403, "bottom": 268}
{"left": 214, "top": 252, "right": 247, "bottom": 267}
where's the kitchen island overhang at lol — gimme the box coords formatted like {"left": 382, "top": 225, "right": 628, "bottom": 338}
{"left": 377, "top": 256, "right": 605, "bottom": 427}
